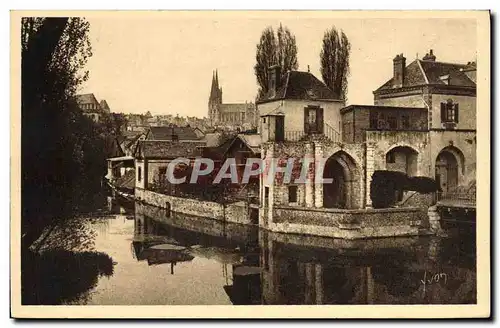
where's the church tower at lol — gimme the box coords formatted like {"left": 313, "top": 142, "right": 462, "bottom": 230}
{"left": 208, "top": 70, "right": 222, "bottom": 125}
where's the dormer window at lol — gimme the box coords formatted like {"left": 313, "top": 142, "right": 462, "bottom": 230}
{"left": 439, "top": 74, "right": 450, "bottom": 85}
{"left": 306, "top": 89, "right": 318, "bottom": 99}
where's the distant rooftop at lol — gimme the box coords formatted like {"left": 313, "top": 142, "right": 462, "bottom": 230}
{"left": 135, "top": 140, "right": 205, "bottom": 159}
{"left": 146, "top": 126, "right": 200, "bottom": 141}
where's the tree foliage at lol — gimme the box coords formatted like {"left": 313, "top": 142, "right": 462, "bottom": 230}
{"left": 254, "top": 24, "right": 298, "bottom": 99}
{"left": 320, "top": 27, "right": 351, "bottom": 101}
{"left": 21, "top": 17, "right": 113, "bottom": 250}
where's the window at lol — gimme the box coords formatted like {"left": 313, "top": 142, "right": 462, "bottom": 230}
{"left": 288, "top": 186, "right": 298, "bottom": 203}
{"left": 386, "top": 152, "right": 396, "bottom": 164}
{"left": 138, "top": 166, "right": 142, "bottom": 182}
{"left": 402, "top": 115, "right": 410, "bottom": 129}
{"left": 446, "top": 105, "right": 456, "bottom": 122}
{"left": 304, "top": 106, "right": 324, "bottom": 134}
{"left": 441, "top": 100, "right": 459, "bottom": 124}
{"left": 388, "top": 116, "right": 397, "bottom": 129}
{"left": 263, "top": 117, "right": 266, "bottom": 124}
{"left": 264, "top": 187, "right": 269, "bottom": 201}
{"left": 307, "top": 108, "right": 317, "bottom": 125}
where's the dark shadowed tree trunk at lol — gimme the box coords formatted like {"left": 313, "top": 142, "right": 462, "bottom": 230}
{"left": 21, "top": 18, "right": 69, "bottom": 250}
{"left": 21, "top": 17, "right": 101, "bottom": 252}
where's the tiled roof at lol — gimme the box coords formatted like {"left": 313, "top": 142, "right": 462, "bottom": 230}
{"left": 238, "top": 134, "right": 261, "bottom": 153}
{"left": 202, "top": 132, "right": 224, "bottom": 147}
{"left": 258, "top": 71, "right": 340, "bottom": 103}
{"left": 137, "top": 140, "right": 205, "bottom": 159}
{"left": 100, "top": 100, "right": 110, "bottom": 110}
{"left": 419, "top": 60, "right": 473, "bottom": 86}
{"left": 75, "top": 93, "right": 99, "bottom": 105}
{"left": 147, "top": 126, "right": 199, "bottom": 141}
{"left": 375, "top": 59, "right": 476, "bottom": 92}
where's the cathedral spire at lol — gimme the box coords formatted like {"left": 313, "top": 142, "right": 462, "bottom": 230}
{"left": 209, "top": 70, "right": 219, "bottom": 103}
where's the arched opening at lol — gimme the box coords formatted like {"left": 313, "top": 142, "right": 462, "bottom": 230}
{"left": 385, "top": 146, "right": 418, "bottom": 176}
{"left": 323, "top": 151, "right": 360, "bottom": 209}
{"left": 435, "top": 147, "right": 464, "bottom": 192}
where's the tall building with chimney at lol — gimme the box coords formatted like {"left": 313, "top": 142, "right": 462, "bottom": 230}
{"left": 208, "top": 70, "right": 257, "bottom": 129}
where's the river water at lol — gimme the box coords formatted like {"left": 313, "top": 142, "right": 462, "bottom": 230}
{"left": 53, "top": 198, "right": 476, "bottom": 305}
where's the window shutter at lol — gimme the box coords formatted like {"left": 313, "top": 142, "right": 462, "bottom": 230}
{"left": 317, "top": 108, "right": 324, "bottom": 134}
{"left": 454, "top": 103, "right": 459, "bottom": 123}
{"left": 304, "top": 107, "right": 309, "bottom": 134}
{"left": 440, "top": 103, "right": 446, "bottom": 122}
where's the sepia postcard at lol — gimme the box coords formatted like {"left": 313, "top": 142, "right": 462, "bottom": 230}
{"left": 10, "top": 10, "right": 490, "bottom": 319}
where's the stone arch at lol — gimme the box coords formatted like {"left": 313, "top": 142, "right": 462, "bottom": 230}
{"left": 323, "top": 150, "right": 362, "bottom": 209}
{"left": 435, "top": 146, "right": 466, "bottom": 192}
{"left": 385, "top": 145, "right": 419, "bottom": 176}
{"left": 438, "top": 145, "right": 465, "bottom": 175}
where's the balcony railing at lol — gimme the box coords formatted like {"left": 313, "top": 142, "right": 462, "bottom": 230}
{"left": 437, "top": 190, "right": 476, "bottom": 207}
{"left": 324, "top": 123, "right": 341, "bottom": 143}
{"left": 283, "top": 123, "right": 341, "bottom": 143}
{"left": 284, "top": 130, "right": 306, "bottom": 141}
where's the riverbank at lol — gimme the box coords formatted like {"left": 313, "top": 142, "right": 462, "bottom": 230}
{"left": 135, "top": 188, "right": 258, "bottom": 225}
{"left": 136, "top": 188, "right": 436, "bottom": 239}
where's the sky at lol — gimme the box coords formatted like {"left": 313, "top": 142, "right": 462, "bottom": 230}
{"left": 80, "top": 13, "right": 477, "bottom": 117}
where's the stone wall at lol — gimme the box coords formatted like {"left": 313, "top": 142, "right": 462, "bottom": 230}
{"left": 431, "top": 94, "right": 476, "bottom": 130}
{"left": 266, "top": 205, "right": 429, "bottom": 239}
{"left": 399, "top": 191, "right": 435, "bottom": 210}
{"left": 147, "top": 159, "right": 170, "bottom": 187}
{"left": 429, "top": 130, "right": 476, "bottom": 186}
{"left": 135, "top": 188, "right": 253, "bottom": 225}
{"left": 374, "top": 93, "right": 426, "bottom": 107}
{"left": 260, "top": 140, "right": 366, "bottom": 211}
{"left": 135, "top": 202, "right": 258, "bottom": 245}
{"left": 341, "top": 109, "right": 355, "bottom": 143}
{"left": 366, "top": 130, "right": 430, "bottom": 176}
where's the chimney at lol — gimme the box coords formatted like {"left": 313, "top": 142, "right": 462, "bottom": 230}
{"left": 422, "top": 49, "right": 436, "bottom": 62}
{"left": 393, "top": 53, "right": 406, "bottom": 88}
{"left": 268, "top": 65, "right": 282, "bottom": 97}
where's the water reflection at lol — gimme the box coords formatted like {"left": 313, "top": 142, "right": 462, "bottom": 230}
{"left": 63, "top": 200, "right": 476, "bottom": 305}
{"left": 259, "top": 232, "right": 475, "bottom": 304}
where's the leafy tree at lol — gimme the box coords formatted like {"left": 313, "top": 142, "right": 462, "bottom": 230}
{"left": 320, "top": 27, "right": 351, "bottom": 101}
{"left": 276, "top": 23, "right": 298, "bottom": 79}
{"left": 21, "top": 17, "right": 108, "bottom": 251}
{"left": 254, "top": 24, "right": 298, "bottom": 99}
